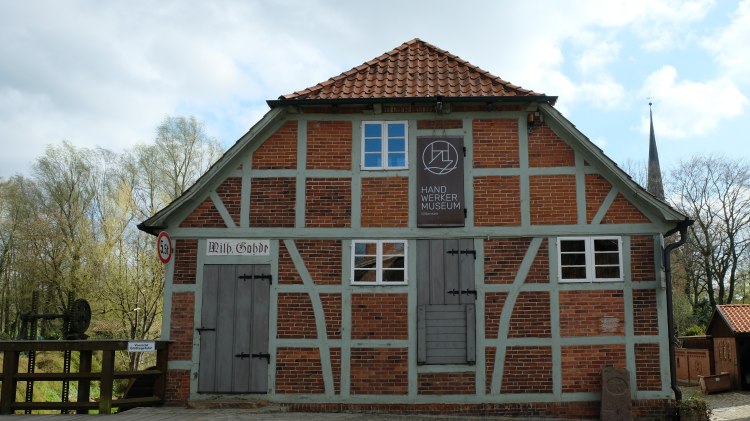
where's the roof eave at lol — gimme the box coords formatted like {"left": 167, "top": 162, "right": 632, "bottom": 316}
{"left": 538, "top": 103, "right": 687, "bottom": 226}
{"left": 137, "top": 107, "right": 287, "bottom": 236}
{"left": 267, "top": 95, "right": 558, "bottom": 108}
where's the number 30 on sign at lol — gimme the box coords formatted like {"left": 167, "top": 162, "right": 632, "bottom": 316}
{"left": 157, "top": 231, "right": 172, "bottom": 264}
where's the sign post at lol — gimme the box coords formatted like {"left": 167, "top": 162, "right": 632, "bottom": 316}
{"left": 157, "top": 231, "right": 172, "bottom": 264}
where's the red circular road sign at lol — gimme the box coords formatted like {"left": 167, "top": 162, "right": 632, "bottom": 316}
{"left": 157, "top": 231, "right": 172, "bottom": 264}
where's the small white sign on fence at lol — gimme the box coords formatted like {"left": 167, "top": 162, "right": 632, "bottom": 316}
{"left": 128, "top": 341, "right": 156, "bottom": 352}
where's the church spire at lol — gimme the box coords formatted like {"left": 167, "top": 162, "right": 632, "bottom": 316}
{"left": 647, "top": 102, "right": 665, "bottom": 200}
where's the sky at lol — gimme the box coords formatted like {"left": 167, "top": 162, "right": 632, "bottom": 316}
{"left": 1, "top": 0, "right": 748, "bottom": 180}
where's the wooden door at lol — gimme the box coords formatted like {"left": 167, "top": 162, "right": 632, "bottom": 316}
{"left": 417, "top": 239, "right": 476, "bottom": 364}
{"left": 198, "top": 264, "right": 270, "bottom": 393}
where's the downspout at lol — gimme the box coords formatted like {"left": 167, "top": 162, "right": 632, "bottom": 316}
{"left": 663, "top": 218, "right": 694, "bottom": 402}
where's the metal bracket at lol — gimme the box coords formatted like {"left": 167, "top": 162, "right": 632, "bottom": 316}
{"left": 238, "top": 274, "right": 273, "bottom": 284}
{"left": 235, "top": 352, "right": 251, "bottom": 359}
{"left": 460, "top": 249, "right": 476, "bottom": 259}
{"left": 446, "top": 250, "right": 459, "bottom": 255}
{"left": 448, "top": 289, "right": 460, "bottom": 296}
{"left": 252, "top": 352, "right": 271, "bottom": 362}
{"left": 461, "top": 289, "right": 477, "bottom": 297}
{"left": 196, "top": 327, "right": 215, "bottom": 333}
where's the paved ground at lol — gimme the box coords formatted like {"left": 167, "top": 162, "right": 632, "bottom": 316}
{"left": 683, "top": 385, "right": 750, "bottom": 421}
{"left": 3, "top": 388, "right": 750, "bottom": 420}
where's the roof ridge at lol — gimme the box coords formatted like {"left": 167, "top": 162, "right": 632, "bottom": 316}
{"left": 279, "top": 39, "right": 544, "bottom": 101}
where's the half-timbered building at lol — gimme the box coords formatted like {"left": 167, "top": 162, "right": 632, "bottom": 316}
{"left": 139, "top": 39, "right": 689, "bottom": 418}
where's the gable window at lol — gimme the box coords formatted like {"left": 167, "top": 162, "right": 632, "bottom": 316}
{"left": 361, "top": 121, "right": 408, "bottom": 169}
{"left": 351, "top": 240, "right": 407, "bottom": 284}
{"left": 558, "top": 237, "right": 622, "bottom": 282}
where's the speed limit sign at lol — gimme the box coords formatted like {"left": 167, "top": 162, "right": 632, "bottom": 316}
{"left": 157, "top": 231, "right": 172, "bottom": 264}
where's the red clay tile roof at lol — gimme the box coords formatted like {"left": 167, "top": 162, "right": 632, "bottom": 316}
{"left": 716, "top": 304, "right": 750, "bottom": 333}
{"left": 279, "top": 38, "right": 549, "bottom": 101}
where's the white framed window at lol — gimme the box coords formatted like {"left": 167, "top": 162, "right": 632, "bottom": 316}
{"left": 361, "top": 121, "right": 408, "bottom": 170}
{"left": 558, "top": 237, "right": 622, "bottom": 282}
{"left": 351, "top": 240, "right": 407, "bottom": 285}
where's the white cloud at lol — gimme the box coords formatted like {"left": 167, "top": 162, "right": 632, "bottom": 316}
{"left": 703, "top": 0, "right": 750, "bottom": 86}
{"left": 639, "top": 65, "right": 748, "bottom": 138}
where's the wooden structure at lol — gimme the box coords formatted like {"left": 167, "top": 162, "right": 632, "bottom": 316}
{"left": 139, "top": 39, "right": 689, "bottom": 419}
{"left": 0, "top": 340, "right": 168, "bottom": 414}
{"left": 706, "top": 304, "right": 750, "bottom": 390}
{"left": 675, "top": 336, "right": 713, "bottom": 386}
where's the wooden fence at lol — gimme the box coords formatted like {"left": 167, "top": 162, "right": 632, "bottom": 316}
{"left": 0, "top": 340, "right": 167, "bottom": 414}
{"left": 676, "top": 347, "right": 712, "bottom": 386}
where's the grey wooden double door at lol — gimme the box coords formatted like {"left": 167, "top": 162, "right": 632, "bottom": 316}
{"left": 198, "top": 265, "right": 270, "bottom": 393}
{"left": 417, "top": 239, "right": 476, "bottom": 365}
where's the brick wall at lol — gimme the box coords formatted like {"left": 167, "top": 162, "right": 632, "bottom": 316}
{"left": 635, "top": 343, "right": 662, "bottom": 391}
{"left": 276, "top": 347, "right": 324, "bottom": 393}
{"left": 361, "top": 177, "right": 408, "bottom": 227}
{"left": 215, "top": 177, "right": 242, "bottom": 226}
{"left": 501, "top": 346, "right": 553, "bottom": 393}
{"left": 305, "top": 178, "right": 351, "bottom": 227}
{"left": 633, "top": 289, "right": 659, "bottom": 335}
{"left": 278, "top": 242, "right": 302, "bottom": 284}
{"left": 485, "top": 347, "right": 496, "bottom": 393}
{"left": 528, "top": 125, "right": 575, "bottom": 167}
{"left": 585, "top": 174, "right": 611, "bottom": 223}
{"left": 307, "top": 121, "right": 352, "bottom": 170}
{"left": 603, "top": 193, "right": 650, "bottom": 223}
{"left": 508, "top": 292, "right": 551, "bottom": 338}
{"left": 277, "top": 293, "right": 317, "bottom": 338}
{"left": 472, "top": 119, "right": 519, "bottom": 168}
{"left": 530, "top": 175, "right": 577, "bottom": 225}
{"left": 296, "top": 240, "right": 342, "bottom": 285}
{"left": 631, "top": 235, "right": 656, "bottom": 281}
{"left": 418, "top": 372, "right": 475, "bottom": 394}
{"left": 250, "top": 177, "right": 295, "bottom": 227}
{"left": 526, "top": 238, "right": 550, "bottom": 283}
{"left": 350, "top": 348, "right": 408, "bottom": 394}
{"left": 485, "top": 292, "right": 508, "bottom": 339}
{"left": 417, "top": 119, "right": 463, "bottom": 130}
{"left": 179, "top": 198, "right": 225, "bottom": 228}
{"left": 173, "top": 239, "right": 197, "bottom": 284}
{"left": 485, "top": 238, "right": 530, "bottom": 284}
{"left": 252, "top": 120, "right": 297, "bottom": 169}
{"left": 559, "top": 290, "right": 625, "bottom": 336}
{"left": 474, "top": 176, "right": 521, "bottom": 226}
{"left": 165, "top": 369, "right": 191, "bottom": 403}
{"left": 321, "top": 293, "right": 342, "bottom": 339}
{"left": 285, "top": 401, "right": 672, "bottom": 419}
{"left": 351, "top": 294, "right": 408, "bottom": 339}
{"left": 562, "top": 345, "right": 626, "bottom": 393}
{"left": 168, "top": 292, "right": 194, "bottom": 361}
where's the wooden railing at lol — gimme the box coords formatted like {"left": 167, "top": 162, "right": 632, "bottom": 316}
{"left": 0, "top": 340, "right": 168, "bottom": 414}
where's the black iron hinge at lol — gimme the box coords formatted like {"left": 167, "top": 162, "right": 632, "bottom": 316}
{"left": 239, "top": 274, "right": 273, "bottom": 284}
{"left": 460, "top": 249, "right": 476, "bottom": 259}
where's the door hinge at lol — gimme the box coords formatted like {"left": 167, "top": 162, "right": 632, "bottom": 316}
{"left": 461, "top": 289, "right": 477, "bottom": 297}
{"left": 463, "top": 146, "right": 466, "bottom": 157}
{"left": 235, "top": 352, "right": 251, "bottom": 359}
{"left": 252, "top": 352, "right": 271, "bottom": 362}
{"left": 196, "top": 327, "right": 215, "bottom": 333}
{"left": 460, "top": 249, "right": 476, "bottom": 259}
{"left": 446, "top": 250, "right": 459, "bottom": 255}
{"left": 239, "top": 274, "right": 273, "bottom": 284}
{"left": 448, "top": 289, "right": 460, "bottom": 296}
{"left": 464, "top": 208, "right": 467, "bottom": 218}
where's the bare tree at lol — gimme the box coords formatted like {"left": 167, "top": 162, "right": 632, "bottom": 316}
{"left": 155, "top": 116, "right": 223, "bottom": 199}
{"left": 669, "top": 156, "right": 750, "bottom": 307}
